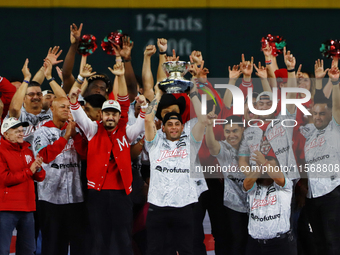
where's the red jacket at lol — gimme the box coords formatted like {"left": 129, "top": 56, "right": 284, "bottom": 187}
{"left": 0, "top": 138, "right": 45, "bottom": 211}
{"left": 71, "top": 95, "right": 136, "bottom": 195}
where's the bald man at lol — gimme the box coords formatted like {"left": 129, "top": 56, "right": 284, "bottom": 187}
{"left": 33, "top": 97, "right": 88, "bottom": 255}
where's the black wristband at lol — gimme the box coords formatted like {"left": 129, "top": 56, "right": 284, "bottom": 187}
{"left": 159, "top": 51, "right": 167, "bottom": 55}
{"left": 287, "top": 69, "right": 295, "bottom": 73}
{"left": 123, "top": 59, "right": 131, "bottom": 63}
{"left": 47, "top": 77, "right": 55, "bottom": 83}
{"left": 331, "top": 79, "right": 339, "bottom": 85}
{"left": 190, "top": 91, "right": 198, "bottom": 99}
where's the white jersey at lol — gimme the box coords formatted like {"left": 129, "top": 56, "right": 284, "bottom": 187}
{"left": 145, "top": 120, "right": 205, "bottom": 207}
{"left": 238, "top": 110, "right": 299, "bottom": 180}
{"left": 6, "top": 106, "right": 52, "bottom": 145}
{"left": 213, "top": 140, "right": 247, "bottom": 213}
{"left": 246, "top": 178, "right": 293, "bottom": 239}
{"left": 300, "top": 118, "right": 340, "bottom": 198}
{"left": 33, "top": 122, "right": 83, "bottom": 204}
{"left": 157, "top": 118, "right": 208, "bottom": 197}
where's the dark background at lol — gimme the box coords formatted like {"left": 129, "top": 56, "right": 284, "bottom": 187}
{"left": 1, "top": 8, "right": 339, "bottom": 89}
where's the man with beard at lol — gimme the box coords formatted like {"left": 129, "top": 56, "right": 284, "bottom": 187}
{"left": 69, "top": 62, "right": 146, "bottom": 255}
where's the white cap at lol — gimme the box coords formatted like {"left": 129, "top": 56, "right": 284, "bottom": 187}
{"left": 101, "top": 100, "right": 121, "bottom": 112}
{"left": 256, "top": 91, "right": 273, "bottom": 102}
{"left": 42, "top": 90, "right": 54, "bottom": 97}
{"left": 1, "top": 118, "right": 29, "bottom": 135}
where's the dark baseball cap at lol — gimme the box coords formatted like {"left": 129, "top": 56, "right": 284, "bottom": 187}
{"left": 162, "top": 112, "right": 183, "bottom": 125}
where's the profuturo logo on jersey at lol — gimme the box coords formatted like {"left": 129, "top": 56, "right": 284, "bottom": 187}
{"left": 156, "top": 148, "right": 188, "bottom": 163}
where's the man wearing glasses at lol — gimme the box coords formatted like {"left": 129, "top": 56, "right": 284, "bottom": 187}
{"left": 7, "top": 58, "right": 65, "bottom": 145}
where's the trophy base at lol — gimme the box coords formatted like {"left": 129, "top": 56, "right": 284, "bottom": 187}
{"left": 159, "top": 78, "right": 193, "bottom": 94}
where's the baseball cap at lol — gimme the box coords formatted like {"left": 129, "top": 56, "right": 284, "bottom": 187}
{"left": 42, "top": 90, "right": 54, "bottom": 97}
{"left": 162, "top": 112, "right": 183, "bottom": 125}
{"left": 256, "top": 91, "right": 273, "bottom": 102}
{"left": 1, "top": 118, "right": 29, "bottom": 135}
{"left": 156, "top": 94, "right": 186, "bottom": 120}
{"left": 101, "top": 100, "right": 121, "bottom": 113}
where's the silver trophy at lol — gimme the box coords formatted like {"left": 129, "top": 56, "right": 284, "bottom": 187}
{"left": 159, "top": 61, "right": 193, "bottom": 93}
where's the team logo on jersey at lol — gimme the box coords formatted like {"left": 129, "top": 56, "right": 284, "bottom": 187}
{"left": 305, "top": 136, "right": 325, "bottom": 152}
{"left": 251, "top": 195, "right": 277, "bottom": 210}
{"left": 266, "top": 125, "right": 285, "bottom": 141}
{"left": 156, "top": 148, "right": 188, "bottom": 163}
{"left": 25, "top": 155, "right": 32, "bottom": 164}
{"left": 116, "top": 136, "right": 129, "bottom": 151}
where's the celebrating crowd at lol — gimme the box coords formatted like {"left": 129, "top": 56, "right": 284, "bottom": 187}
{"left": 0, "top": 22, "right": 339, "bottom": 255}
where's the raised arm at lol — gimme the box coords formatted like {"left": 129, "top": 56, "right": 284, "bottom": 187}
{"left": 9, "top": 59, "right": 31, "bottom": 118}
{"left": 126, "top": 95, "right": 146, "bottom": 142}
{"left": 239, "top": 54, "right": 254, "bottom": 97}
{"left": 69, "top": 86, "right": 98, "bottom": 140}
{"left": 108, "top": 63, "right": 127, "bottom": 97}
{"left": 69, "top": 57, "right": 98, "bottom": 140}
{"left": 204, "top": 106, "right": 220, "bottom": 155}
{"left": 240, "top": 155, "right": 261, "bottom": 191}
{"left": 240, "top": 54, "right": 253, "bottom": 83}
{"left": 156, "top": 38, "right": 168, "bottom": 83}
{"left": 223, "top": 65, "right": 241, "bottom": 108}
{"left": 324, "top": 59, "right": 339, "bottom": 98}
{"left": 145, "top": 85, "right": 163, "bottom": 142}
{"left": 76, "top": 56, "right": 96, "bottom": 90}
{"left": 243, "top": 170, "right": 261, "bottom": 191}
{"left": 142, "top": 45, "right": 156, "bottom": 102}
{"left": 329, "top": 66, "right": 340, "bottom": 123}
{"left": 254, "top": 61, "right": 272, "bottom": 92}
{"left": 118, "top": 36, "right": 138, "bottom": 102}
{"left": 32, "top": 46, "right": 63, "bottom": 86}
{"left": 283, "top": 47, "right": 297, "bottom": 114}
{"left": 43, "top": 59, "right": 67, "bottom": 98}
{"left": 62, "top": 23, "right": 83, "bottom": 94}
{"left": 251, "top": 150, "right": 285, "bottom": 187}
{"left": 32, "top": 66, "right": 45, "bottom": 85}
{"left": 190, "top": 80, "right": 208, "bottom": 142}
{"left": 262, "top": 44, "right": 279, "bottom": 71}
{"left": 314, "top": 59, "right": 332, "bottom": 98}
